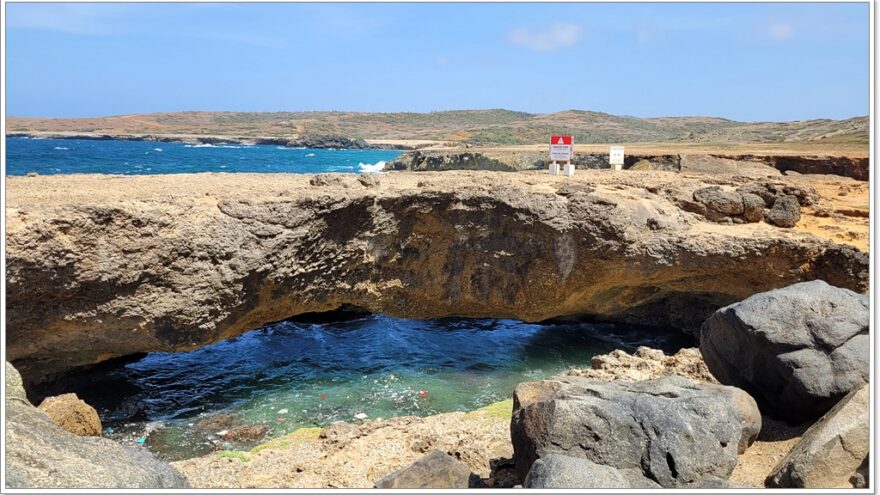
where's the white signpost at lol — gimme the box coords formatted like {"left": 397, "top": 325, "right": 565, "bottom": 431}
{"left": 549, "top": 135, "right": 573, "bottom": 176}
{"left": 609, "top": 145, "right": 625, "bottom": 171}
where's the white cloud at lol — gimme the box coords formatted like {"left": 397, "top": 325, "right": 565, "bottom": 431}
{"left": 507, "top": 23, "right": 582, "bottom": 52}
{"left": 767, "top": 23, "right": 795, "bottom": 41}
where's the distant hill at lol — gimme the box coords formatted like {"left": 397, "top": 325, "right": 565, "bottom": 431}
{"left": 6, "top": 109, "right": 869, "bottom": 146}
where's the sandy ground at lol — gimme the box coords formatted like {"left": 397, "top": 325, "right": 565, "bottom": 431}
{"left": 730, "top": 417, "right": 811, "bottom": 487}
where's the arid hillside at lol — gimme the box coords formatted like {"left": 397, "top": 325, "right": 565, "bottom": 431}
{"left": 7, "top": 109, "right": 868, "bottom": 149}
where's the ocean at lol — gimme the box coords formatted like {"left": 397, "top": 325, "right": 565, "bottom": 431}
{"left": 5, "top": 137, "right": 402, "bottom": 175}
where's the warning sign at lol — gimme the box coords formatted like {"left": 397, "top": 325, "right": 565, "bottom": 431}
{"left": 550, "top": 135, "right": 573, "bottom": 161}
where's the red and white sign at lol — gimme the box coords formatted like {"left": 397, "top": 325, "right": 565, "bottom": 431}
{"left": 550, "top": 135, "right": 573, "bottom": 161}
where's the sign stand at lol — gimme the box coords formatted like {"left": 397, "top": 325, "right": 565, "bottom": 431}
{"left": 610, "top": 145, "right": 625, "bottom": 171}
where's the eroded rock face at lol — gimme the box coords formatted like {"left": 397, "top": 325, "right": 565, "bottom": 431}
{"left": 510, "top": 375, "right": 759, "bottom": 487}
{"left": 700, "top": 280, "right": 869, "bottom": 422}
{"left": 5, "top": 172, "right": 868, "bottom": 384}
{"left": 37, "top": 393, "right": 102, "bottom": 436}
{"left": 766, "top": 385, "right": 869, "bottom": 488}
{"left": 4, "top": 362, "right": 189, "bottom": 489}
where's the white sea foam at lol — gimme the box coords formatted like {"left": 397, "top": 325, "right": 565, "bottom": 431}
{"left": 358, "top": 161, "right": 386, "bottom": 173}
{"left": 305, "top": 153, "right": 315, "bottom": 157}
{"left": 153, "top": 148, "right": 162, "bottom": 152}
{"left": 53, "top": 146, "right": 69, "bottom": 150}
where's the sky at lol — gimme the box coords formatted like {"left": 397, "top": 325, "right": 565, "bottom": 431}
{"left": 4, "top": 2, "right": 871, "bottom": 121}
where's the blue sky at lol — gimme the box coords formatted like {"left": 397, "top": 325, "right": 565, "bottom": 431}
{"left": 5, "top": 2, "right": 870, "bottom": 121}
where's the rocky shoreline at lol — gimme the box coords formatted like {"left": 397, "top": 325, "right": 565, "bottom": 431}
{"left": 388, "top": 149, "right": 870, "bottom": 180}
{"left": 6, "top": 169, "right": 868, "bottom": 385}
{"left": 7, "top": 131, "right": 381, "bottom": 150}
{"left": 4, "top": 165, "right": 870, "bottom": 489}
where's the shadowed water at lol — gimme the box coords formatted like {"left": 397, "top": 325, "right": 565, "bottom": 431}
{"left": 53, "top": 315, "right": 692, "bottom": 461}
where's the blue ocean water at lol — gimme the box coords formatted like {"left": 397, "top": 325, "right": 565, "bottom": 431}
{"left": 53, "top": 315, "right": 690, "bottom": 461}
{"left": 5, "top": 137, "right": 401, "bottom": 175}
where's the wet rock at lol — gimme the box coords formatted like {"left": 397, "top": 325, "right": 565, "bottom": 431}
{"left": 524, "top": 454, "right": 660, "bottom": 488}
{"left": 765, "top": 195, "right": 801, "bottom": 227}
{"left": 193, "top": 413, "right": 239, "bottom": 431}
{"left": 37, "top": 393, "right": 102, "bottom": 436}
{"left": 693, "top": 186, "right": 744, "bottom": 216}
{"left": 374, "top": 450, "right": 479, "bottom": 488}
{"left": 5, "top": 362, "right": 189, "bottom": 489}
{"left": 700, "top": 280, "right": 869, "bottom": 422}
{"left": 221, "top": 424, "right": 269, "bottom": 441}
{"left": 767, "top": 385, "right": 869, "bottom": 488}
{"left": 510, "top": 375, "right": 756, "bottom": 487}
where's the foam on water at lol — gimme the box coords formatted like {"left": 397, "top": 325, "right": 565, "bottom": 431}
{"left": 47, "top": 315, "right": 692, "bottom": 461}
{"left": 7, "top": 137, "right": 402, "bottom": 175}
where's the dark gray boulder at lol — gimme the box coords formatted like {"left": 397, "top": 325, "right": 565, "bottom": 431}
{"left": 5, "top": 362, "right": 189, "bottom": 489}
{"left": 374, "top": 450, "right": 480, "bottom": 489}
{"left": 766, "top": 385, "right": 869, "bottom": 488}
{"left": 524, "top": 454, "right": 660, "bottom": 488}
{"left": 700, "top": 280, "right": 868, "bottom": 423}
{"left": 765, "top": 194, "right": 801, "bottom": 227}
{"left": 511, "top": 375, "right": 758, "bottom": 488}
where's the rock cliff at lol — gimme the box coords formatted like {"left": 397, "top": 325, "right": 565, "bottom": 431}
{"left": 6, "top": 171, "right": 867, "bottom": 385}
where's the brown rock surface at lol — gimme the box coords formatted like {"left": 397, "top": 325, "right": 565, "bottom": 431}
{"left": 172, "top": 401, "right": 513, "bottom": 488}
{"left": 5, "top": 171, "right": 867, "bottom": 384}
{"left": 37, "top": 393, "right": 102, "bottom": 436}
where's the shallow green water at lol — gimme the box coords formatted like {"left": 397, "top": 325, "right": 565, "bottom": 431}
{"left": 57, "top": 315, "right": 690, "bottom": 461}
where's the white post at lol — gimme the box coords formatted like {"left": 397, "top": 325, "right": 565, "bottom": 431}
{"left": 563, "top": 163, "right": 575, "bottom": 176}
{"left": 549, "top": 161, "right": 560, "bottom": 175}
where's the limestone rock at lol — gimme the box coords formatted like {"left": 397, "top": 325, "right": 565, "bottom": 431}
{"left": 5, "top": 172, "right": 868, "bottom": 384}
{"left": 700, "top": 280, "right": 869, "bottom": 422}
{"left": 766, "top": 195, "right": 801, "bottom": 227}
{"left": 38, "top": 393, "right": 102, "bottom": 436}
{"left": 564, "top": 347, "right": 717, "bottom": 383}
{"left": 740, "top": 192, "right": 765, "bottom": 222}
{"left": 693, "top": 186, "right": 744, "bottom": 215}
{"left": 5, "top": 363, "right": 188, "bottom": 489}
{"left": 766, "top": 385, "right": 869, "bottom": 488}
{"left": 374, "top": 450, "right": 479, "bottom": 488}
{"left": 6, "top": 361, "right": 28, "bottom": 403}
{"left": 510, "top": 375, "right": 756, "bottom": 487}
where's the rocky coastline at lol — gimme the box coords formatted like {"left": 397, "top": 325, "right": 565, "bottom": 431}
{"left": 7, "top": 131, "right": 380, "bottom": 150}
{"left": 4, "top": 165, "right": 870, "bottom": 489}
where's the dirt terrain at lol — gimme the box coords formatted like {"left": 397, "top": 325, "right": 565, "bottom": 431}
{"left": 7, "top": 109, "right": 868, "bottom": 152}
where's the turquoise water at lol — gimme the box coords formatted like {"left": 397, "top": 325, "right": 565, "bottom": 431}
{"left": 54, "top": 315, "right": 690, "bottom": 461}
{"left": 5, "top": 137, "right": 401, "bottom": 175}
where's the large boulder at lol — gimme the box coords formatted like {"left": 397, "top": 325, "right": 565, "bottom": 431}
{"left": 5, "top": 362, "right": 189, "bottom": 489}
{"left": 38, "top": 393, "right": 102, "bottom": 436}
{"left": 374, "top": 450, "right": 479, "bottom": 488}
{"left": 700, "top": 280, "right": 869, "bottom": 422}
{"left": 523, "top": 454, "right": 660, "bottom": 488}
{"left": 766, "top": 385, "right": 869, "bottom": 488}
{"left": 510, "top": 375, "right": 759, "bottom": 488}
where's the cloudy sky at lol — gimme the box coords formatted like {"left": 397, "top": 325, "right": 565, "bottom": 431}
{"left": 5, "top": 2, "right": 870, "bottom": 121}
